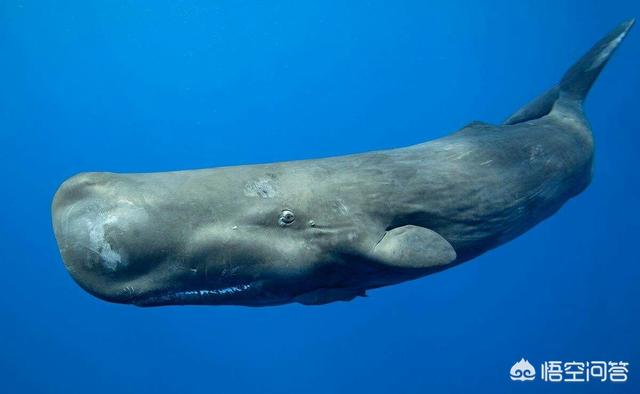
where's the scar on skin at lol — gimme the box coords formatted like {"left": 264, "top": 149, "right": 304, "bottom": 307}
{"left": 244, "top": 178, "right": 277, "bottom": 198}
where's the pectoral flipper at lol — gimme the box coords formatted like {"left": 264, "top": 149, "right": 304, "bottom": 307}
{"left": 373, "top": 225, "right": 457, "bottom": 269}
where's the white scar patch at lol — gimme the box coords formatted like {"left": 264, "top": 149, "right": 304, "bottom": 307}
{"left": 85, "top": 200, "right": 148, "bottom": 271}
{"left": 244, "top": 178, "right": 277, "bottom": 198}
{"left": 88, "top": 213, "right": 121, "bottom": 270}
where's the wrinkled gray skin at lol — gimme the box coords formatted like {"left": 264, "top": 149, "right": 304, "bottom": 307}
{"left": 52, "top": 20, "right": 634, "bottom": 307}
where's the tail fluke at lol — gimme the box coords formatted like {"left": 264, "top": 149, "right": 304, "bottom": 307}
{"left": 504, "top": 19, "right": 634, "bottom": 125}
{"left": 559, "top": 19, "right": 634, "bottom": 100}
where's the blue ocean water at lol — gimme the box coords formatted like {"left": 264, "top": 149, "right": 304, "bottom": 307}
{"left": 1, "top": 1, "right": 639, "bottom": 393}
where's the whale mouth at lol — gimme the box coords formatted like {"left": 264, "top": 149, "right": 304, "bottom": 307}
{"left": 133, "top": 283, "right": 254, "bottom": 307}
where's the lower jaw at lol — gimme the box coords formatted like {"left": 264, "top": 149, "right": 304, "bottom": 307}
{"left": 133, "top": 283, "right": 254, "bottom": 307}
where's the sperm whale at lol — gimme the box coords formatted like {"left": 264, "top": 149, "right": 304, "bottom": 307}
{"left": 52, "top": 20, "right": 634, "bottom": 306}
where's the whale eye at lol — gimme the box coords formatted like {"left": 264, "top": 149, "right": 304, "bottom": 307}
{"left": 278, "top": 209, "right": 295, "bottom": 226}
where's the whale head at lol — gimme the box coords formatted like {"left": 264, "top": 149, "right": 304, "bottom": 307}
{"left": 52, "top": 171, "right": 374, "bottom": 306}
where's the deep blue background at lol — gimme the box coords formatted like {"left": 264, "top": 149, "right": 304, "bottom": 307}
{"left": 1, "top": 1, "right": 638, "bottom": 393}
